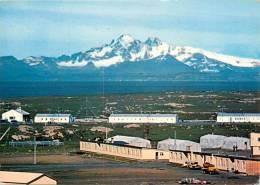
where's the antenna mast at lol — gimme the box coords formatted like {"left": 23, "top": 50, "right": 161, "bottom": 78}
{"left": 102, "top": 67, "right": 108, "bottom": 140}
{"left": 33, "top": 136, "right": 37, "bottom": 165}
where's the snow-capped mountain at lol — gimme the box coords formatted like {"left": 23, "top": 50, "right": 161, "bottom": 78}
{"left": 23, "top": 34, "right": 260, "bottom": 69}
{"left": 1, "top": 34, "right": 259, "bottom": 81}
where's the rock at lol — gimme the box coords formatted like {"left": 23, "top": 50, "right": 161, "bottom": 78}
{"left": 90, "top": 126, "right": 113, "bottom": 133}
{"left": 124, "top": 124, "right": 140, "bottom": 128}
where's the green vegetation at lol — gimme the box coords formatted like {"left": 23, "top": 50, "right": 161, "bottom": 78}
{"left": 0, "top": 91, "right": 259, "bottom": 154}
{"left": 0, "top": 91, "right": 259, "bottom": 120}
{"left": 1, "top": 122, "right": 260, "bottom": 154}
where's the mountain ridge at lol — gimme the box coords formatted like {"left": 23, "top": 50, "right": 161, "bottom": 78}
{"left": 0, "top": 34, "right": 259, "bottom": 81}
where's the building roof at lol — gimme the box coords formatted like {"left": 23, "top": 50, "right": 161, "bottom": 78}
{"left": 15, "top": 108, "right": 30, "bottom": 115}
{"left": 35, "top": 114, "right": 71, "bottom": 118}
{"left": 0, "top": 171, "right": 56, "bottom": 184}
{"left": 217, "top": 112, "right": 260, "bottom": 117}
{"left": 110, "top": 114, "right": 177, "bottom": 118}
{"left": 3, "top": 108, "right": 30, "bottom": 115}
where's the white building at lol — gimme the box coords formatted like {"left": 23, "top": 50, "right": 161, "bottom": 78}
{"left": 108, "top": 114, "right": 178, "bottom": 124}
{"left": 157, "top": 138, "right": 201, "bottom": 152}
{"left": 107, "top": 135, "right": 152, "bottom": 148}
{"left": 34, "top": 114, "right": 74, "bottom": 124}
{"left": 2, "top": 108, "right": 30, "bottom": 123}
{"left": 250, "top": 132, "right": 260, "bottom": 156}
{"left": 217, "top": 112, "right": 260, "bottom": 123}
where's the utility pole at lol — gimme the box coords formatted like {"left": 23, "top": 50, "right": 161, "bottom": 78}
{"left": 174, "top": 130, "right": 177, "bottom": 150}
{"left": 85, "top": 97, "right": 88, "bottom": 119}
{"left": 102, "top": 67, "right": 108, "bottom": 140}
{"left": 33, "top": 136, "right": 37, "bottom": 165}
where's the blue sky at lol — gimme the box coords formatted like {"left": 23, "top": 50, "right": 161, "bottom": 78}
{"left": 0, "top": 0, "right": 260, "bottom": 59}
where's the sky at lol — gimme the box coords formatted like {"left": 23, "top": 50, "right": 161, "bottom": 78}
{"left": 0, "top": 0, "right": 260, "bottom": 59}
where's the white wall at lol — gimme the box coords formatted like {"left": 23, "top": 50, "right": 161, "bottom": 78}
{"left": 2, "top": 110, "right": 24, "bottom": 122}
{"left": 109, "top": 115, "right": 177, "bottom": 124}
{"left": 217, "top": 114, "right": 260, "bottom": 123}
{"left": 34, "top": 115, "right": 72, "bottom": 123}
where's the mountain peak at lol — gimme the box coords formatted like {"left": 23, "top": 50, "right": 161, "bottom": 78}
{"left": 110, "top": 34, "right": 136, "bottom": 48}
{"left": 145, "top": 37, "right": 162, "bottom": 46}
{"left": 17, "top": 34, "right": 260, "bottom": 70}
{"left": 118, "top": 34, "right": 135, "bottom": 42}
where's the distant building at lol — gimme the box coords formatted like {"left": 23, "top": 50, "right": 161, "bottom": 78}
{"left": 250, "top": 133, "right": 260, "bottom": 157}
{"left": 0, "top": 171, "right": 57, "bottom": 185}
{"left": 217, "top": 112, "right": 260, "bottom": 123}
{"left": 108, "top": 114, "right": 178, "bottom": 124}
{"left": 2, "top": 108, "right": 30, "bottom": 123}
{"left": 34, "top": 114, "right": 74, "bottom": 124}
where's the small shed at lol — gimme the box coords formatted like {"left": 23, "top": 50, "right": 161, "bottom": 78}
{"left": 157, "top": 138, "right": 201, "bottom": 152}
{"left": 0, "top": 171, "right": 57, "bottom": 185}
{"left": 2, "top": 108, "right": 30, "bottom": 123}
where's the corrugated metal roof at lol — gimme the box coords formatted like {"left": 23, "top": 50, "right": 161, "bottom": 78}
{"left": 35, "top": 114, "right": 71, "bottom": 118}
{"left": 110, "top": 114, "right": 177, "bottom": 118}
{"left": 218, "top": 112, "right": 260, "bottom": 117}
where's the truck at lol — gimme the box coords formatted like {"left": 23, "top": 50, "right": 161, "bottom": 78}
{"left": 202, "top": 162, "right": 219, "bottom": 175}
{"left": 185, "top": 161, "right": 201, "bottom": 170}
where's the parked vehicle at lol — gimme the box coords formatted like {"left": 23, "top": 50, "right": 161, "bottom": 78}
{"left": 185, "top": 161, "right": 201, "bottom": 170}
{"left": 202, "top": 162, "right": 219, "bottom": 175}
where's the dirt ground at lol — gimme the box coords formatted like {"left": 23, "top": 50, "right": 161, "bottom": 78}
{"left": 0, "top": 154, "right": 259, "bottom": 185}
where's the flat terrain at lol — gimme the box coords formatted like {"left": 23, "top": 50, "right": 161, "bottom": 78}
{"left": 0, "top": 154, "right": 259, "bottom": 185}
{"left": 1, "top": 123, "right": 260, "bottom": 154}
{"left": 0, "top": 91, "right": 259, "bottom": 184}
{"left": 1, "top": 91, "right": 259, "bottom": 120}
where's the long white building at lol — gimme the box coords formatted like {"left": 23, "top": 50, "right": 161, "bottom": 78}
{"left": 217, "top": 112, "right": 260, "bottom": 123}
{"left": 34, "top": 114, "right": 74, "bottom": 124}
{"left": 108, "top": 114, "right": 178, "bottom": 124}
{"left": 2, "top": 108, "right": 30, "bottom": 123}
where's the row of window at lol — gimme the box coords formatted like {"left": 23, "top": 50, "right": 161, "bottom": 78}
{"left": 39, "top": 118, "right": 68, "bottom": 121}
{"left": 111, "top": 118, "right": 175, "bottom": 121}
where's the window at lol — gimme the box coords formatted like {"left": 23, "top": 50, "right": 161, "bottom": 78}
{"left": 258, "top": 138, "right": 260, "bottom": 142}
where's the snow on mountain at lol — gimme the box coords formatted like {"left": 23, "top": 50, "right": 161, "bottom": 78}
{"left": 57, "top": 60, "right": 88, "bottom": 67}
{"left": 21, "top": 34, "right": 260, "bottom": 70}
{"left": 111, "top": 34, "right": 135, "bottom": 48}
{"left": 89, "top": 46, "right": 112, "bottom": 58}
{"left": 92, "top": 56, "right": 123, "bottom": 67}
{"left": 24, "top": 56, "right": 43, "bottom": 66}
{"left": 171, "top": 47, "right": 260, "bottom": 68}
